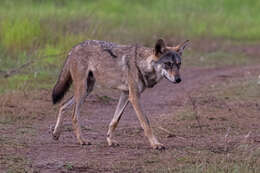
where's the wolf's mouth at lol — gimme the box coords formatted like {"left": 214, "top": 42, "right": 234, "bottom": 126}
{"left": 161, "top": 69, "right": 176, "bottom": 83}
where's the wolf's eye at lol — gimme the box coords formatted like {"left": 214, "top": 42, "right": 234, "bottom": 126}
{"left": 165, "top": 62, "right": 172, "bottom": 67}
{"left": 165, "top": 62, "right": 176, "bottom": 69}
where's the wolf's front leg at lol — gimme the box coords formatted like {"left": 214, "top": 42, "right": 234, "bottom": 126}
{"left": 128, "top": 78, "right": 165, "bottom": 150}
{"left": 129, "top": 94, "right": 165, "bottom": 150}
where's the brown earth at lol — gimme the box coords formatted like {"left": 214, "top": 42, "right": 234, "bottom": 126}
{"left": 0, "top": 64, "right": 260, "bottom": 172}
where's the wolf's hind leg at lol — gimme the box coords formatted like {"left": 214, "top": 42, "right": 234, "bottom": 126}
{"left": 52, "top": 96, "right": 74, "bottom": 140}
{"left": 72, "top": 71, "right": 95, "bottom": 145}
{"left": 107, "top": 91, "right": 129, "bottom": 146}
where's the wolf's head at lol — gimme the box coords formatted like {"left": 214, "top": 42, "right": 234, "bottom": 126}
{"left": 152, "top": 39, "right": 189, "bottom": 84}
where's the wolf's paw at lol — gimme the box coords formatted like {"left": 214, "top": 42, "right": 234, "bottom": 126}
{"left": 52, "top": 133, "right": 60, "bottom": 141}
{"left": 79, "top": 139, "right": 91, "bottom": 146}
{"left": 107, "top": 138, "right": 120, "bottom": 147}
{"left": 152, "top": 143, "right": 166, "bottom": 150}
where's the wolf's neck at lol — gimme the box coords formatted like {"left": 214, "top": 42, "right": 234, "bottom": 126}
{"left": 137, "top": 57, "right": 162, "bottom": 88}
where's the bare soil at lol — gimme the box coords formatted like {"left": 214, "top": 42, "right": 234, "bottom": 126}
{"left": 0, "top": 64, "right": 260, "bottom": 172}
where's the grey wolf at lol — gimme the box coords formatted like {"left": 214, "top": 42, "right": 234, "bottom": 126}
{"left": 51, "top": 39, "right": 189, "bottom": 150}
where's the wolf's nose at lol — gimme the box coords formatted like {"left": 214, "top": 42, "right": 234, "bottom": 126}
{"left": 175, "top": 78, "right": 182, "bottom": 83}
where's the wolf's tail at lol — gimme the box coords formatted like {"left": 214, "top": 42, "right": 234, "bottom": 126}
{"left": 52, "top": 58, "right": 72, "bottom": 104}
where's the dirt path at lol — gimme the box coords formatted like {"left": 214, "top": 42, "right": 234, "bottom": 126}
{"left": 1, "top": 64, "right": 260, "bottom": 172}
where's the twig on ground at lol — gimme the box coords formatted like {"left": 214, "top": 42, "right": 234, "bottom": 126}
{"left": 222, "top": 99, "right": 242, "bottom": 118}
{"left": 186, "top": 91, "right": 202, "bottom": 130}
{"left": 0, "top": 52, "right": 66, "bottom": 78}
{"left": 154, "top": 126, "right": 187, "bottom": 139}
{"left": 224, "top": 127, "right": 231, "bottom": 153}
{"left": 3, "top": 60, "right": 34, "bottom": 78}
{"left": 156, "top": 126, "right": 175, "bottom": 138}
{"left": 244, "top": 131, "right": 251, "bottom": 139}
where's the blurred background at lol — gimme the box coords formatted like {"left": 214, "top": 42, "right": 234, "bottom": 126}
{"left": 0, "top": 0, "right": 260, "bottom": 93}
{"left": 1, "top": 1, "right": 260, "bottom": 172}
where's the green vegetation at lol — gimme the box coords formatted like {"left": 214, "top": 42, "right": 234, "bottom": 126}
{"left": 0, "top": 0, "right": 260, "bottom": 93}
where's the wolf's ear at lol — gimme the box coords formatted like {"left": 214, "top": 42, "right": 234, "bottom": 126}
{"left": 151, "top": 60, "right": 157, "bottom": 67}
{"left": 151, "top": 60, "right": 161, "bottom": 71}
{"left": 154, "top": 38, "right": 166, "bottom": 57}
{"left": 173, "top": 40, "right": 189, "bottom": 55}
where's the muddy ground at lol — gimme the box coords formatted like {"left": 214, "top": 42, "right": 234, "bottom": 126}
{"left": 1, "top": 61, "right": 260, "bottom": 172}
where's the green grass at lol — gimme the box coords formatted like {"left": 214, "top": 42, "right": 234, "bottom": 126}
{"left": 1, "top": 0, "right": 260, "bottom": 44}
{"left": 0, "top": 155, "right": 33, "bottom": 173}
{"left": 1, "top": 0, "right": 260, "bottom": 50}
{"left": 221, "top": 79, "right": 260, "bottom": 101}
{"left": 0, "top": 18, "right": 42, "bottom": 52}
{"left": 184, "top": 49, "right": 251, "bottom": 67}
{"left": 0, "top": 0, "right": 260, "bottom": 93}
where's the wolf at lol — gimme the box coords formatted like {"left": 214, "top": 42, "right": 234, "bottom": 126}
{"left": 51, "top": 39, "right": 189, "bottom": 150}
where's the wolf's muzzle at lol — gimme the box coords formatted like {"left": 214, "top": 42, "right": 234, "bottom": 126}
{"left": 175, "top": 77, "right": 182, "bottom": 83}
{"left": 161, "top": 69, "right": 181, "bottom": 84}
